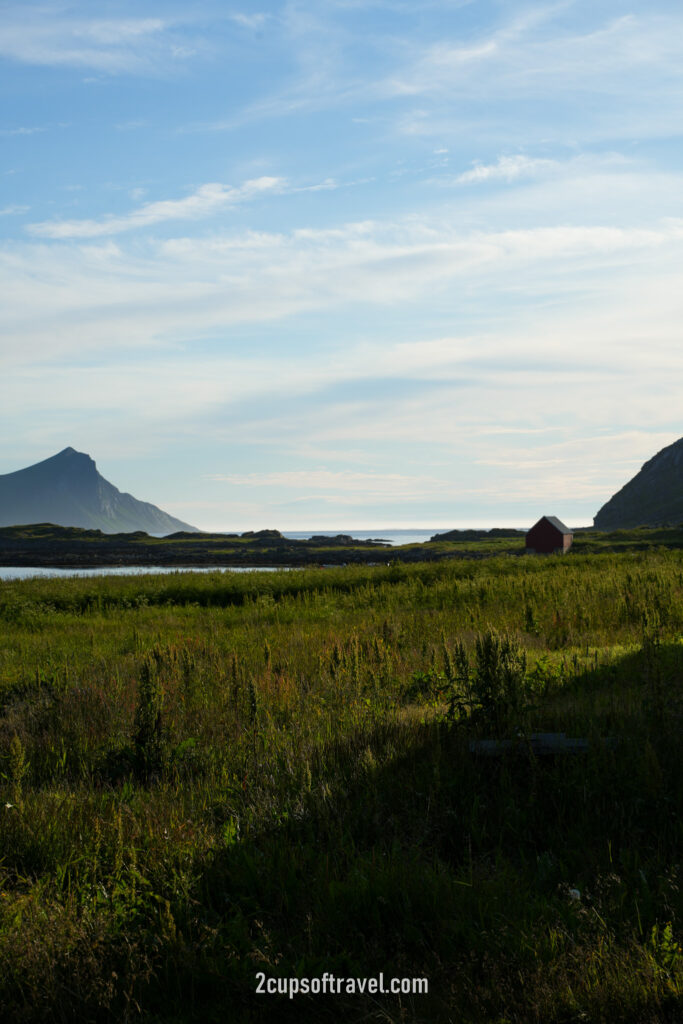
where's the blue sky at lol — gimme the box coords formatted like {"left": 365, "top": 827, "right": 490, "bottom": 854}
{"left": 1, "top": 1, "right": 681, "bottom": 530}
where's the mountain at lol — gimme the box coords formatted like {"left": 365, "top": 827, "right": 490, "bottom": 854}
{"left": 594, "top": 437, "right": 683, "bottom": 530}
{"left": 0, "top": 448, "right": 198, "bottom": 534}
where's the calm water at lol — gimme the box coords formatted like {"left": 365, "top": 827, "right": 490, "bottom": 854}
{"left": 0, "top": 565, "right": 286, "bottom": 581}
{"left": 284, "top": 528, "right": 444, "bottom": 546}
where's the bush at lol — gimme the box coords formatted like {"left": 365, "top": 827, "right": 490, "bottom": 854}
{"left": 451, "top": 628, "right": 531, "bottom": 735}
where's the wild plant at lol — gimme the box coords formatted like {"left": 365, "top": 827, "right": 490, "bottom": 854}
{"left": 452, "top": 628, "right": 531, "bottom": 735}
{"left": 133, "top": 652, "right": 165, "bottom": 777}
{"left": 8, "top": 734, "right": 27, "bottom": 805}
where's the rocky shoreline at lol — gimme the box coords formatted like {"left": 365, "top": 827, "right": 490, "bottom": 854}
{"left": 0, "top": 525, "right": 427, "bottom": 569}
{"left": 0, "top": 524, "right": 521, "bottom": 569}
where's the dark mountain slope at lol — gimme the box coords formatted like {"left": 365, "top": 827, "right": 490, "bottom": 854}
{"left": 594, "top": 437, "right": 683, "bottom": 529}
{"left": 0, "top": 448, "right": 197, "bottom": 534}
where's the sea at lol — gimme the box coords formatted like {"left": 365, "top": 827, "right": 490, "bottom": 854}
{"left": 0, "top": 528, "right": 452, "bottom": 580}
{"left": 283, "top": 528, "right": 440, "bottom": 546}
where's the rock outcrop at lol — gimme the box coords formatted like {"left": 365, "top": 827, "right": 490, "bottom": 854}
{"left": 593, "top": 437, "right": 683, "bottom": 529}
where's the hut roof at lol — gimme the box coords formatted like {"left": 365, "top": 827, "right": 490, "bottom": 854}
{"left": 539, "top": 516, "right": 572, "bottom": 535}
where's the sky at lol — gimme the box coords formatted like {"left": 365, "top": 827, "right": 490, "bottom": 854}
{"left": 0, "top": 0, "right": 681, "bottom": 531}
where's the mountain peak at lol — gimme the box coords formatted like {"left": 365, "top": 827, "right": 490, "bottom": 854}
{"left": 54, "top": 446, "right": 92, "bottom": 461}
{"left": 0, "top": 449, "right": 197, "bottom": 534}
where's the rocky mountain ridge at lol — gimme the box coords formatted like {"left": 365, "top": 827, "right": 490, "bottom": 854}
{"left": 594, "top": 437, "right": 683, "bottom": 529}
{"left": 0, "top": 448, "right": 197, "bottom": 534}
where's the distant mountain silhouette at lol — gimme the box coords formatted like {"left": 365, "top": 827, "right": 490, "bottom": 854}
{"left": 0, "top": 448, "right": 198, "bottom": 534}
{"left": 594, "top": 437, "right": 683, "bottom": 529}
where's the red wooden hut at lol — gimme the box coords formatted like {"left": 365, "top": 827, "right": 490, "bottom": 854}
{"left": 525, "top": 516, "right": 573, "bottom": 554}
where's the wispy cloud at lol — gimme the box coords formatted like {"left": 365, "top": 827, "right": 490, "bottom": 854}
{"left": 386, "top": 11, "right": 683, "bottom": 145}
{"left": 0, "top": 205, "right": 29, "bottom": 217}
{"left": 230, "top": 13, "right": 268, "bottom": 31}
{"left": 386, "top": 12, "right": 683, "bottom": 100}
{"left": 0, "top": 125, "right": 46, "bottom": 136}
{"left": 175, "top": 6, "right": 683, "bottom": 149}
{"left": 223, "top": 7, "right": 683, "bottom": 145}
{"left": 208, "top": 469, "right": 430, "bottom": 500}
{"left": 454, "top": 155, "right": 557, "bottom": 185}
{"left": 26, "top": 174, "right": 351, "bottom": 239}
{"left": 7, "top": 210, "right": 683, "bottom": 368}
{"left": 0, "top": 9, "right": 198, "bottom": 74}
{"left": 27, "top": 177, "right": 285, "bottom": 238}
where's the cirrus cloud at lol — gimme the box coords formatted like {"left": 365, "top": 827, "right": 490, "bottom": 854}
{"left": 27, "top": 177, "right": 286, "bottom": 238}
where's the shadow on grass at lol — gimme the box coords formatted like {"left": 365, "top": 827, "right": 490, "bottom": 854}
{"left": 1, "top": 644, "right": 681, "bottom": 1024}
{"left": 146, "top": 643, "right": 683, "bottom": 1023}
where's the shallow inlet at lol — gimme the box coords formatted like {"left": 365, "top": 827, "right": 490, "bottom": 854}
{"left": 0, "top": 565, "right": 287, "bottom": 580}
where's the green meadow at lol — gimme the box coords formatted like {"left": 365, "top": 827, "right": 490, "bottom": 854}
{"left": 0, "top": 550, "right": 682, "bottom": 1022}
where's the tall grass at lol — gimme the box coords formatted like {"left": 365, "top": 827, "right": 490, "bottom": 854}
{"left": 0, "top": 550, "right": 681, "bottom": 1022}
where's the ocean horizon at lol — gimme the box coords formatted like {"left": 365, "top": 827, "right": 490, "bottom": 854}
{"left": 283, "top": 528, "right": 461, "bottom": 546}
{"left": 166, "top": 527, "right": 521, "bottom": 546}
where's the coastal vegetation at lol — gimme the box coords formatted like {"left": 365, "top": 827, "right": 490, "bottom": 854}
{"left": 2, "top": 521, "right": 683, "bottom": 569}
{"left": 0, "top": 548, "right": 682, "bottom": 1021}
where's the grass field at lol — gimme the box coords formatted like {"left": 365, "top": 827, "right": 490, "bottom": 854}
{"left": 1, "top": 549, "right": 682, "bottom": 1022}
